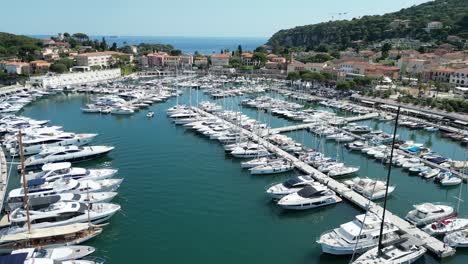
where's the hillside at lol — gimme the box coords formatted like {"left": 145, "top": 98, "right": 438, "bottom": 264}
{"left": 0, "top": 32, "right": 42, "bottom": 61}
{"left": 267, "top": 0, "right": 468, "bottom": 50}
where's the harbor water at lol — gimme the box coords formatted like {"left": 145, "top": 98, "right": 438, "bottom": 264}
{"left": 10, "top": 89, "right": 468, "bottom": 264}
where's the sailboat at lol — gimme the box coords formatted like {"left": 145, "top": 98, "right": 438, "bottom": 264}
{"left": 352, "top": 107, "right": 427, "bottom": 264}
{"left": 0, "top": 132, "right": 103, "bottom": 254}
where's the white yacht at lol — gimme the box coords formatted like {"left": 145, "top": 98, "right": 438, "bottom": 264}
{"left": 10, "top": 133, "right": 97, "bottom": 156}
{"left": 24, "top": 162, "right": 117, "bottom": 183}
{"left": 277, "top": 185, "right": 341, "bottom": 210}
{"left": 11, "top": 246, "right": 95, "bottom": 261}
{"left": 22, "top": 145, "right": 114, "bottom": 170}
{"left": 111, "top": 106, "right": 134, "bottom": 115}
{"left": 317, "top": 213, "right": 399, "bottom": 255}
{"left": 346, "top": 141, "right": 367, "bottom": 151}
{"left": 419, "top": 168, "right": 440, "bottom": 179}
{"left": 423, "top": 216, "right": 468, "bottom": 236}
{"left": 344, "top": 177, "right": 395, "bottom": 200}
{"left": 6, "top": 202, "right": 120, "bottom": 234}
{"left": 405, "top": 203, "right": 454, "bottom": 226}
{"left": 230, "top": 145, "right": 270, "bottom": 158}
{"left": 249, "top": 160, "right": 293, "bottom": 175}
{"left": 328, "top": 165, "right": 359, "bottom": 177}
{"left": 444, "top": 228, "right": 468, "bottom": 247}
{"left": 265, "top": 175, "right": 316, "bottom": 199}
{"left": 352, "top": 235, "right": 426, "bottom": 264}
{"left": 7, "top": 178, "right": 123, "bottom": 209}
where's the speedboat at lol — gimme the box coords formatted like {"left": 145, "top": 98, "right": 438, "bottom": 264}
{"left": 317, "top": 213, "right": 399, "bottom": 255}
{"left": 346, "top": 141, "right": 366, "bottom": 151}
{"left": 5, "top": 202, "right": 121, "bottom": 234}
{"left": 11, "top": 246, "right": 95, "bottom": 261}
{"left": 24, "top": 162, "right": 118, "bottom": 183}
{"left": 405, "top": 203, "right": 454, "bottom": 226}
{"left": 21, "top": 145, "right": 114, "bottom": 170}
{"left": 265, "top": 175, "right": 316, "bottom": 199}
{"left": 146, "top": 111, "right": 155, "bottom": 118}
{"left": 351, "top": 235, "right": 426, "bottom": 264}
{"left": 408, "top": 165, "right": 430, "bottom": 175}
{"left": 277, "top": 185, "right": 341, "bottom": 210}
{"left": 344, "top": 177, "right": 395, "bottom": 200}
{"left": 419, "top": 168, "right": 440, "bottom": 179}
{"left": 444, "top": 228, "right": 468, "bottom": 247}
{"left": 435, "top": 171, "right": 462, "bottom": 186}
{"left": 240, "top": 157, "right": 270, "bottom": 169}
{"left": 422, "top": 215, "right": 468, "bottom": 236}
{"left": 401, "top": 158, "right": 423, "bottom": 169}
{"left": 424, "top": 126, "right": 439, "bottom": 132}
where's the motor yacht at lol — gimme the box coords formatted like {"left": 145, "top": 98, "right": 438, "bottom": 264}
{"left": 5, "top": 202, "right": 120, "bottom": 234}
{"left": 230, "top": 145, "right": 270, "bottom": 158}
{"left": 435, "top": 171, "right": 462, "bottom": 186}
{"left": 419, "top": 168, "right": 440, "bottom": 179}
{"left": 7, "top": 178, "right": 122, "bottom": 209}
{"left": 21, "top": 145, "right": 114, "bottom": 170}
{"left": 249, "top": 160, "right": 294, "bottom": 175}
{"left": 405, "top": 203, "right": 454, "bottom": 226}
{"left": 265, "top": 175, "right": 316, "bottom": 199}
{"left": 317, "top": 213, "right": 399, "bottom": 255}
{"left": 344, "top": 177, "right": 395, "bottom": 200}
{"left": 11, "top": 246, "right": 95, "bottom": 261}
{"left": 346, "top": 141, "right": 366, "bottom": 151}
{"left": 24, "top": 162, "right": 117, "bottom": 183}
{"left": 277, "top": 185, "right": 341, "bottom": 210}
{"left": 9, "top": 133, "right": 97, "bottom": 156}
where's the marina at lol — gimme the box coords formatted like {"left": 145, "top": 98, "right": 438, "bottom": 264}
{"left": 0, "top": 75, "right": 467, "bottom": 264}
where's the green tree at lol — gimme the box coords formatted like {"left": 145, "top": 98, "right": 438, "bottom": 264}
{"left": 170, "top": 49, "right": 182, "bottom": 56}
{"left": 100, "top": 37, "right": 108, "bottom": 51}
{"left": 287, "top": 71, "right": 300, "bottom": 81}
{"left": 110, "top": 42, "right": 118, "bottom": 51}
{"left": 50, "top": 63, "right": 68, "bottom": 73}
{"left": 72, "top": 33, "right": 89, "bottom": 42}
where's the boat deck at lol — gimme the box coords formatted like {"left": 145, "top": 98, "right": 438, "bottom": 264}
{"left": 193, "top": 107, "right": 456, "bottom": 258}
{"left": 0, "top": 148, "right": 8, "bottom": 213}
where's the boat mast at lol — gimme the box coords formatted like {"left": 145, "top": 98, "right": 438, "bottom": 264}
{"left": 377, "top": 106, "right": 401, "bottom": 254}
{"left": 18, "top": 131, "right": 32, "bottom": 234}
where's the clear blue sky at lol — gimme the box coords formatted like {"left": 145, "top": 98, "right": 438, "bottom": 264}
{"left": 1, "top": 0, "right": 430, "bottom": 37}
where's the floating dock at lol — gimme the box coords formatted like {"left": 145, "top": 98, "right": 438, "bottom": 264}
{"left": 193, "top": 107, "right": 456, "bottom": 258}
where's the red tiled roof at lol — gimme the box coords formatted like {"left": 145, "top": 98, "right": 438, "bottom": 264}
{"left": 212, "top": 53, "right": 231, "bottom": 59}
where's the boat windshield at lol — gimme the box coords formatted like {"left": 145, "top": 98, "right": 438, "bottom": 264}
{"left": 283, "top": 177, "right": 301, "bottom": 188}
{"left": 297, "top": 186, "right": 321, "bottom": 198}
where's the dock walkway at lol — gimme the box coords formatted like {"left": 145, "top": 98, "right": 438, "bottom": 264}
{"left": 193, "top": 107, "right": 456, "bottom": 258}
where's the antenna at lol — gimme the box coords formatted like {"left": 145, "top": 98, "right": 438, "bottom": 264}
{"left": 377, "top": 106, "right": 400, "bottom": 254}
{"left": 18, "top": 131, "right": 32, "bottom": 234}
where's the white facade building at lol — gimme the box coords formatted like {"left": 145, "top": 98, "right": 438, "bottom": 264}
{"left": 29, "top": 69, "right": 121, "bottom": 88}
{"left": 450, "top": 68, "right": 468, "bottom": 88}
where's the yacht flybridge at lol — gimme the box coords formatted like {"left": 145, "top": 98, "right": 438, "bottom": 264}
{"left": 344, "top": 177, "right": 395, "bottom": 200}
{"left": 21, "top": 145, "right": 114, "bottom": 170}
{"left": 317, "top": 213, "right": 399, "bottom": 255}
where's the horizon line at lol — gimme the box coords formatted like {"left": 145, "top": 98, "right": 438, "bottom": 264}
{"left": 22, "top": 33, "right": 270, "bottom": 39}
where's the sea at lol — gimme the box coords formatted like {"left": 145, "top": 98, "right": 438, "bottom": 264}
{"left": 8, "top": 86, "right": 468, "bottom": 264}
{"left": 29, "top": 35, "right": 268, "bottom": 55}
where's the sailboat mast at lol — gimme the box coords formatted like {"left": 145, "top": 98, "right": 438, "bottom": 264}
{"left": 18, "top": 131, "right": 32, "bottom": 234}
{"left": 377, "top": 106, "right": 401, "bottom": 253}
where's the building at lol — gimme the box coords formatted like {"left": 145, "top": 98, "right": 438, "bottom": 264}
{"left": 30, "top": 60, "right": 52, "bottom": 74}
{"left": 338, "top": 61, "right": 369, "bottom": 75}
{"left": 0, "top": 61, "right": 30, "bottom": 74}
{"left": 194, "top": 56, "right": 208, "bottom": 66}
{"left": 136, "top": 55, "right": 149, "bottom": 67}
{"left": 76, "top": 51, "right": 133, "bottom": 68}
{"left": 425, "top": 21, "right": 443, "bottom": 32}
{"left": 241, "top": 52, "right": 254, "bottom": 65}
{"left": 365, "top": 65, "right": 400, "bottom": 80}
{"left": 450, "top": 68, "right": 468, "bottom": 88}
{"left": 29, "top": 69, "right": 121, "bottom": 88}
{"left": 423, "top": 66, "right": 455, "bottom": 83}
{"left": 389, "top": 19, "right": 411, "bottom": 29}
{"left": 210, "top": 53, "right": 231, "bottom": 67}
{"left": 286, "top": 61, "right": 327, "bottom": 73}
{"left": 146, "top": 52, "right": 193, "bottom": 68}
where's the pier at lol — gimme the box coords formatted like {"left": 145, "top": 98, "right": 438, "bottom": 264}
{"left": 193, "top": 106, "right": 456, "bottom": 258}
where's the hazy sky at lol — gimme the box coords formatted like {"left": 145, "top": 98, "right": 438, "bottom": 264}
{"left": 1, "top": 0, "right": 430, "bottom": 37}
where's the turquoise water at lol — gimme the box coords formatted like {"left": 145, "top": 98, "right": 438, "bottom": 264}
{"left": 8, "top": 90, "right": 468, "bottom": 264}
